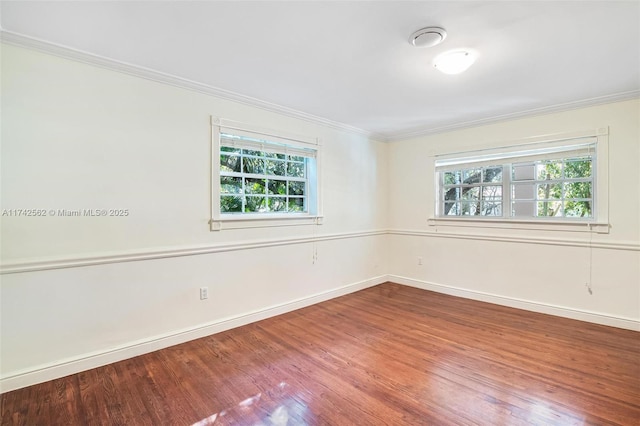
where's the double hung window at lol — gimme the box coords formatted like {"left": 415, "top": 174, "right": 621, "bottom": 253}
{"left": 435, "top": 131, "right": 607, "bottom": 224}
{"left": 211, "top": 117, "right": 321, "bottom": 230}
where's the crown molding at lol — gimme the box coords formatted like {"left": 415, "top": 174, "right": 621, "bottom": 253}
{"left": 0, "top": 30, "right": 385, "bottom": 142}
{"left": 2, "top": 30, "right": 638, "bottom": 143}
{"left": 389, "top": 90, "right": 640, "bottom": 141}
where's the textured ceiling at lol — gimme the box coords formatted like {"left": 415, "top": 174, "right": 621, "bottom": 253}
{"left": 1, "top": 1, "right": 639, "bottom": 139}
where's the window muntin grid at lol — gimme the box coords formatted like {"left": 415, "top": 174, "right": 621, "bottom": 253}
{"left": 438, "top": 156, "right": 594, "bottom": 219}
{"left": 511, "top": 157, "right": 593, "bottom": 218}
{"left": 441, "top": 166, "right": 504, "bottom": 217}
{"left": 220, "top": 146, "right": 309, "bottom": 214}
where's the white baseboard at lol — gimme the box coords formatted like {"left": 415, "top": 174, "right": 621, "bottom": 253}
{"left": 389, "top": 274, "right": 640, "bottom": 332}
{"left": 4, "top": 274, "right": 636, "bottom": 393}
{"left": 0, "top": 275, "right": 387, "bottom": 393}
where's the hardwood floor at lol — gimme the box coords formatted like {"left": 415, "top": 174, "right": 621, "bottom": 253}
{"left": 2, "top": 282, "right": 639, "bottom": 425}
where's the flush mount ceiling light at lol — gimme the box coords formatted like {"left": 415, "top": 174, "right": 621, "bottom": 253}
{"left": 433, "top": 50, "right": 477, "bottom": 74}
{"left": 409, "top": 27, "right": 447, "bottom": 48}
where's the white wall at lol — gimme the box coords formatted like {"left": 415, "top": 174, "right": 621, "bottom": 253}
{"left": 0, "top": 44, "right": 389, "bottom": 391}
{"left": 387, "top": 99, "right": 640, "bottom": 329}
{"left": 1, "top": 41, "right": 638, "bottom": 393}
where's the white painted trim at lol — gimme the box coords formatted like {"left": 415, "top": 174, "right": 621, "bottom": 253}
{"left": 392, "top": 92, "right": 640, "bottom": 141}
{"left": 213, "top": 116, "right": 319, "bottom": 147}
{"left": 3, "top": 30, "right": 638, "bottom": 143}
{"left": 388, "top": 229, "right": 639, "bottom": 251}
{"left": 427, "top": 218, "right": 611, "bottom": 234}
{"left": 0, "top": 230, "right": 385, "bottom": 274}
{"left": 0, "top": 30, "right": 383, "bottom": 142}
{"left": 431, "top": 127, "right": 607, "bottom": 159}
{"left": 3, "top": 228, "right": 637, "bottom": 274}
{"left": 389, "top": 275, "right": 640, "bottom": 332}
{"left": 431, "top": 127, "right": 610, "bottom": 227}
{"left": 210, "top": 115, "right": 323, "bottom": 230}
{"left": 3, "top": 272, "right": 636, "bottom": 393}
{"left": 0, "top": 275, "right": 388, "bottom": 393}
{"left": 210, "top": 215, "right": 323, "bottom": 231}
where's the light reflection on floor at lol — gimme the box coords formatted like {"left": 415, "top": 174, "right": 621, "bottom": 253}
{"left": 423, "top": 357, "right": 588, "bottom": 425}
{"left": 191, "top": 382, "right": 311, "bottom": 425}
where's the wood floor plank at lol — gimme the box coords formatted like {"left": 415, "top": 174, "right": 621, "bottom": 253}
{"left": 1, "top": 282, "right": 638, "bottom": 425}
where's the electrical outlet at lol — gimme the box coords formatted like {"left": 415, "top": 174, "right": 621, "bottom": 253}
{"left": 200, "top": 287, "right": 209, "bottom": 300}
{"left": 418, "top": 256, "right": 423, "bottom": 266}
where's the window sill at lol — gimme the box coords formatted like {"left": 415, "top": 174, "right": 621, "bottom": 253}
{"left": 210, "top": 214, "right": 323, "bottom": 231}
{"left": 427, "top": 217, "right": 610, "bottom": 234}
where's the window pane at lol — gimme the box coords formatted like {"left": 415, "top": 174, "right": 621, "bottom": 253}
{"left": 461, "top": 201, "right": 480, "bottom": 215}
{"left": 288, "top": 181, "right": 305, "bottom": 196}
{"left": 266, "top": 160, "right": 286, "bottom": 176}
{"left": 483, "top": 167, "right": 502, "bottom": 183}
{"left": 220, "top": 176, "right": 242, "bottom": 194}
{"left": 536, "top": 162, "right": 562, "bottom": 180}
{"left": 221, "top": 146, "right": 240, "bottom": 153}
{"left": 565, "top": 159, "right": 592, "bottom": 178}
{"left": 444, "top": 171, "right": 460, "bottom": 185}
{"left": 444, "top": 202, "right": 460, "bottom": 215}
{"left": 220, "top": 196, "right": 242, "bottom": 213}
{"left": 482, "top": 186, "right": 502, "bottom": 199}
{"left": 245, "top": 196, "right": 266, "bottom": 212}
{"left": 444, "top": 187, "right": 462, "bottom": 201}
{"left": 244, "top": 178, "right": 266, "bottom": 194}
{"left": 481, "top": 201, "right": 502, "bottom": 216}
{"left": 462, "top": 187, "right": 480, "bottom": 200}
{"left": 435, "top": 143, "right": 595, "bottom": 222}
{"left": 216, "top": 129, "right": 317, "bottom": 218}
{"left": 564, "top": 181, "right": 591, "bottom": 198}
{"left": 220, "top": 154, "right": 241, "bottom": 173}
{"left": 242, "top": 157, "right": 265, "bottom": 174}
{"left": 512, "top": 201, "right": 535, "bottom": 217}
{"left": 564, "top": 200, "right": 591, "bottom": 217}
{"left": 462, "top": 169, "right": 481, "bottom": 184}
{"left": 287, "top": 161, "right": 305, "bottom": 178}
{"left": 243, "top": 149, "right": 262, "bottom": 157}
{"left": 288, "top": 197, "right": 305, "bottom": 212}
{"left": 537, "top": 183, "right": 562, "bottom": 199}
{"left": 512, "top": 163, "right": 535, "bottom": 181}
{"left": 268, "top": 197, "right": 287, "bottom": 212}
{"left": 512, "top": 183, "right": 535, "bottom": 200}
{"left": 537, "top": 201, "right": 562, "bottom": 217}
{"left": 267, "top": 179, "right": 286, "bottom": 195}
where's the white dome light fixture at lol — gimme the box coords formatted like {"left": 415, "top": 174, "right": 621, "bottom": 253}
{"left": 409, "top": 27, "right": 447, "bottom": 48}
{"left": 434, "top": 50, "right": 477, "bottom": 74}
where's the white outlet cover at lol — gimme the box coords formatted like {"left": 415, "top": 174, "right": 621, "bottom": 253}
{"left": 200, "top": 287, "right": 209, "bottom": 300}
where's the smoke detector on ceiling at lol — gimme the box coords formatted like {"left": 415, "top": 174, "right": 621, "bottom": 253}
{"left": 409, "top": 27, "right": 447, "bottom": 48}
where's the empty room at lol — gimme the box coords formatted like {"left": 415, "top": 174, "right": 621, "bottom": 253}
{"left": 1, "top": 1, "right": 639, "bottom": 425}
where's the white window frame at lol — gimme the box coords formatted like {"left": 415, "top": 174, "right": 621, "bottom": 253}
{"left": 210, "top": 116, "right": 323, "bottom": 231}
{"left": 429, "top": 128, "right": 610, "bottom": 233}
